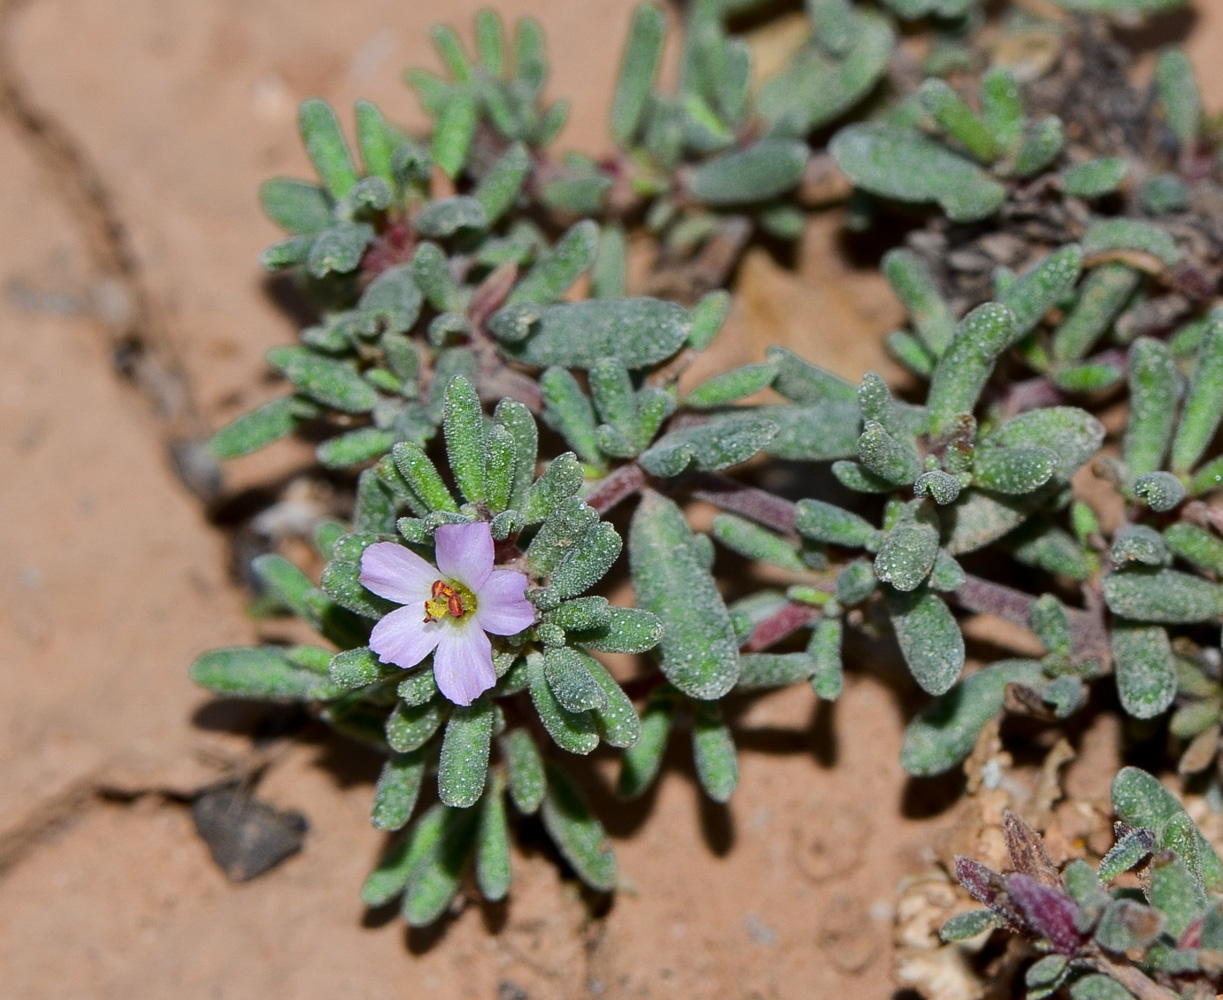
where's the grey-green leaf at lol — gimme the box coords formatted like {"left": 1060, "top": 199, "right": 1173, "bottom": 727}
{"left": 475, "top": 784, "right": 512, "bottom": 901}
{"left": 299, "top": 98, "right": 358, "bottom": 199}
{"left": 501, "top": 728, "right": 546, "bottom": 814}
{"left": 1103, "top": 567, "right": 1223, "bottom": 624}
{"left": 686, "top": 139, "right": 808, "bottom": 206}
{"left": 882, "top": 248, "right": 956, "bottom": 357}
{"left": 691, "top": 701, "right": 738, "bottom": 803}
{"left": 541, "top": 762, "right": 616, "bottom": 891}
{"left": 885, "top": 586, "right": 965, "bottom": 696}
{"left": 260, "top": 178, "right": 332, "bottom": 235}
{"left": 610, "top": 2, "right": 666, "bottom": 146}
{"left": 372, "top": 751, "right": 426, "bottom": 831}
{"left": 901, "top": 659, "right": 1044, "bottom": 775}
{"left": 190, "top": 646, "right": 334, "bottom": 701}
{"left": 830, "top": 124, "right": 1007, "bottom": 223}
{"left": 438, "top": 700, "right": 494, "bottom": 808}
{"left": 1111, "top": 621, "right": 1177, "bottom": 720}
{"left": 638, "top": 415, "right": 778, "bottom": 477}
{"left": 495, "top": 298, "right": 690, "bottom": 369}
{"left": 927, "top": 303, "right": 1015, "bottom": 435}
{"left": 210, "top": 396, "right": 300, "bottom": 459}
{"left": 630, "top": 492, "right": 740, "bottom": 700}
{"left": 528, "top": 653, "right": 599, "bottom": 754}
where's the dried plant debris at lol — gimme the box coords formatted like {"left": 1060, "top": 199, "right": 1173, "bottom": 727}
{"left": 187, "top": 3, "right": 1223, "bottom": 989}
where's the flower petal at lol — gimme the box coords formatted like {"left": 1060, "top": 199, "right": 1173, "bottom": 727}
{"left": 434, "top": 522, "right": 494, "bottom": 591}
{"left": 433, "top": 625, "right": 496, "bottom": 706}
{"left": 474, "top": 570, "right": 535, "bottom": 636}
{"left": 360, "top": 542, "right": 438, "bottom": 605}
{"left": 369, "top": 606, "right": 442, "bottom": 669}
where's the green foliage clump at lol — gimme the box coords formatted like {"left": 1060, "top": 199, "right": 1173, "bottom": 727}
{"left": 193, "top": 5, "right": 1223, "bottom": 984}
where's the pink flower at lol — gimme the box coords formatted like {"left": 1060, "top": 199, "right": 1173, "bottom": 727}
{"left": 359, "top": 522, "right": 535, "bottom": 706}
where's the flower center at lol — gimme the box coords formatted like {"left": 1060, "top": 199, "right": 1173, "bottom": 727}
{"left": 423, "top": 579, "right": 477, "bottom": 624}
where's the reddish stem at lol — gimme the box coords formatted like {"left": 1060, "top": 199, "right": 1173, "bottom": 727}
{"left": 586, "top": 463, "right": 648, "bottom": 516}
{"left": 686, "top": 472, "right": 798, "bottom": 534}
{"left": 746, "top": 601, "right": 818, "bottom": 652}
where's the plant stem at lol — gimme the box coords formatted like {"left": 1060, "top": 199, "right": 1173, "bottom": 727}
{"left": 686, "top": 472, "right": 797, "bottom": 534}
{"left": 586, "top": 463, "right": 647, "bottom": 515}
{"left": 1086, "top": 956, "right": 1178, "bottom": 1000}
{"left": 746, "top": 601, "right": 818, "bottom": 652}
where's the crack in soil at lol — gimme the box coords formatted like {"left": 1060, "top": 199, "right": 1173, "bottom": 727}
{"left": 0, "top": 0, "right": 220, "bottom": 502}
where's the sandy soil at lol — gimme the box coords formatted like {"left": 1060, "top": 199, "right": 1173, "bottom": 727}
{"left": 1, "top": 2, "right": 1221, "bottom": 998}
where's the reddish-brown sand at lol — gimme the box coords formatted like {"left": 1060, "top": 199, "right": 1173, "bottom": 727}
{"left": 2, "top": 2, "right": 1221, "bottom": 997}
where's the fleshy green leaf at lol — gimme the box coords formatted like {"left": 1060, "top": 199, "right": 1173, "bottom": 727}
{"left": 1164, "top": 522, "right": 1223, "bottom": 574}
{"left": 972, "top": 446, "right": 1057, "bottom": 495}
{"left": 494, "top": 298, "right": 690, "bottom": 369}
{"left": 307, "top": 221, "right": 374, "bottom": 278}
{"left": 568, "top": 607, "right": 664, "bottom": 654}
{"left": 999, "top": 245, "right": 1083, "bottom": 344}
{"left": 475, "top": 782, "right": 512, "bottom": 902}
{"left": 541, "top": 762, "right": 616, "bottom": 891}
{"left": 1103, "top": 567, "right": 1223, "bottom": 624}
{"left": 874, "top": 512, "right": 939, "bottom": 592}
{"left": 686, "top": 140, "right": 808, "bottom": 206}
{"left": 638, "top": 414, "right": 777, "bottom": 477}
{"left": 758, "top": 12, "right": 893, "bottom": 135}
{"left": 830, "top": 124, "right": 1007, "bottom": 223}
{"left": 507, "top": 220, "right": 598, "bottom": 306}
{"left": 1171, "top": 317, "right": 1223, "bottom": 474}
{"left": 528, "top": 653, "right": 599, "bottom": 754}
{"left": 684, "top": 363, "right": 778, "bottom": 409}
{"left": 286, "top": 353, "right": 378, "bottom": 413}
{"left": 210, "top": 396, "right": 301, "bottom": 458}
{"left": 1133, "top": 471, "right": 1185, "bottom": 512}
{"left": 1111, "top": 621, "right": 1177, "bottom": 720}
{"left": 1051, "top": 263, "right": 1141, "bottom": 363}
{"left": 260, "top": 179, "right": 332, "bottom": 235}
{"left": 901, "top": 660, "right": 1044, "bottom": 775}
{"left": 442, "top": 376, "right": 486, "bottom": 505}
{"left": 1155, "top": 47, "right": 1201, "bottom": 147}
{"left": 473, "top": 143, "right": 530, "bottom": 225}
{"left": 857, "top": 420, "right": 921, "bottom": 485}
{"left": 885, "top": 586, "right": 965, "bottom": 696}
{"left": 1083, "top": 219, "right": 1180, "bottom": 269}
{"left": 691, "top": 701, "right": 738, "bottom": 803}
{"left": 372, "top": 751, "right": 426, "bottom": 831}
{"left": 432, "top": 90, "right": 477, "bottom": 179}
{"left": 1112, "top": 765, "right": 1223, "bottom": 890}
{"left": 882, "top": 249, "right": 956, "bottom": 357}
{"left": 917, "top": 78, "right": 998, "bottom": 162}
{"left": 711, "top": 513, "right": 804, "bottom": 571}
{"left": 437, "top": 700, "right": 494, "bottom": 808}
{"left": 927, "top": 303, "right": 1015, "bottom": 435}
{"left": 630, "top": 492, "right": 740, "bottom": 699}
{"left": 1061, "top": 158, "right": 1127, "bottom": 198}
{"left": 795, "top": 498, "right": 876, "bottom": 548}
{"left": 299, "top": 98, "right": 358, "bottom": 199}
{"left": 385, "top": 699, "right": 447, "bottom": 753}
{"left": 191, "top": 646, "right": 337, "bottom": 701}
{"left": 610, "top": 2, "right": 666, "bottom": 146}
{"left": 401, "top": 806, "right": 478, "bottom": 926}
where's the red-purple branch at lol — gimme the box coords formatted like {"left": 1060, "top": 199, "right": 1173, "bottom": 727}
{"left": 746, "top": 601, "right": 819, "bottom": 652}
{"left": 586, "top": 463, "right": 648, "bottom": 515}
{"left": 686, "top": 472, "right": 798, "bottom": 534}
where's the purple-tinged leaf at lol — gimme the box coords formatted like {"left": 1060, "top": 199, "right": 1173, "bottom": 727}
{"left": 954, "top": 857, "right": 1023, "bottom": 929}
{"left": 1007, "top": 874, "right": 1082, "bottom": 955}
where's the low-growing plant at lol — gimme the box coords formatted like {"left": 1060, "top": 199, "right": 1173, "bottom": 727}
{"left": 192, "top": 0, "right": 1223, "bottom": 992}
